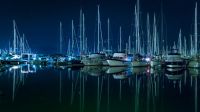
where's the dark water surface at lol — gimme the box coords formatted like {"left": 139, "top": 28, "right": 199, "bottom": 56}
{"left": 0, "top": 65, "right": 199, "bottom": 112}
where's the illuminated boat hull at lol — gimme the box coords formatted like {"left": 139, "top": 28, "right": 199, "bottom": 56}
{"left": 107, "top": 59, "right": 129, "bottom": 67}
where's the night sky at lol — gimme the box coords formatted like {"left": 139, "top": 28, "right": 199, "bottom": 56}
{"left": 0, "top": 0, "right": 199, "bottom": 54}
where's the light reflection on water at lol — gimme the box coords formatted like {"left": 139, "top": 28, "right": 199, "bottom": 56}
{"left": 0, "top": 65, "right": 199, "bottom": 112}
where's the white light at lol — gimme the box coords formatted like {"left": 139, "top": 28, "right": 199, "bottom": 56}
{"left": 9, "top": 66, "right": 20, "bottom": 71}
{"left": 11, "top": 55, "right": 21, "bottom": 60}
{"left": 68, "top": 58, "right": 72, "bottom": 61}
{"left": 11, "top": 66, "right": 20, "bottom": 69}
{"left": 145, "top": 57, "right": 151, "bottom": 62}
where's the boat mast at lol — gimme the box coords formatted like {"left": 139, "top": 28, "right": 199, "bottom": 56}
{"left": 137, "top": 0, "right": 140, "bottom": 54}
{"left": 135, "top": 0, "right": 140, "bottom": 54}
{"left": 178, "top": 29, "right": 182, "bottom": 54}
{"left": 80, "top": 9, "right": 83, "bottom": 55}
{"left": 184, "top": 36, "right": 187, "bottom": 56}
{"left": 100, "top": 20, "right": 103, "bottom": 52}
{"left": 59, "top": 22, "right": 63, "bottom": 54}
{"left": 13, "top": 20, "right": 16, "bottom": 54}
{"left": 68, "top": 39, "right": 71, "bottom": 56}
{"left": 120, "top": 26, "right": 122, "bottom": 52}
{"left": 22, "top": 34, "right": 25, "bottom": 53}
{"left": 129, "top": 35, "right": 131, "bottom": 54}
{"left": 194, "top": 2, "right": 198, "bottom": 55}
{"left": 107, "top": 18, "right": 110, "bottom": 50}
{"left": 161, "top": 0, "right": 164, "bottom": 53}
{"left": 72, "top": 20, "right": 74, "bottom": 56}
{"left": 97, "top": 5, "right": 100, "bottom": 53}
{"left": 9, "top": 41, "right": 11, "bottom": 53}
{"left": 153, "top": 14, "right": 157, "bottom": 55}
{"left": 86, "top": 37, "right": 88, "bottom": 53}
{"left": 191, "top": 35, "right": 194, "bottom": 55}
{"left": 146, "top": 13, "right": 151, "bottom": 56}
{"left": 83, "top": 13, "right": 85, "bottom": 54}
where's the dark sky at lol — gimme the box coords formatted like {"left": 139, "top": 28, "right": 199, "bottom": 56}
{"left": 0, "top": 0, "right": 199, "bottom": 53}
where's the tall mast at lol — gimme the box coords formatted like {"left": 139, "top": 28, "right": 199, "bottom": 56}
{"left": 137, "top": 0, "right": 140, "bottom": 53}
{"left": 120, "top": 26, "right": 122, "bottom": 52}
{"left": 9, "top": 41, "right": 11, "bottom": 52}
{"left": 59, "top": 22, "right": 63, "bottom": 54}
{"left": 135, "top": 0, "right": 140, "bottom": 53}
{"left": 107, "top": 18, "right": 110, "bottom": 50}
{"left": 178, "top": 29, "right": 182, "bottom": 54}
{"left": 129, "top": 35, "right": 131, "bottom": 54}
{"left": 147, "top": 13, "right": 151, "bottom": 55}
{"left": 13, "top": 20, "right": 16, "bottom": 54}
{"left": 191, "top": 35, "right": 193, "bottom": 55}
{"left": 100, "top": 20, "right": 103, "bottom": 51}
{"left": 184, "top": 36, "right": 187, "bottom": 56}
{"left": 68, "top": 39, "right": 71, "bottom": 55}
{"left": 97, "top": 5, "right": 100, "bottom": 53}
{"left": 72, "top": 20, "right": 74, "bottom": 56}
{"left": 83, "top": 13, "right": 85, "bottom": 53}
{"left": 22, "top": 34, "right": 25, "bottom": 53}
{"left": 80, "top": 9, "right": 83, "bottom": 55}
{"left": 85, "top": 34, "right": 87, "bottom": 54}
{"left": 161, "top": 0, "right": 164, "bottom": 52}
{"left": 135, "top": 6, "right": 137, "bottom": 53}
{"left": 194, "top": 2, "right": 198, "bottom": 55}
{"left": 153, "top": 14, "right": 157, "bottom": 55}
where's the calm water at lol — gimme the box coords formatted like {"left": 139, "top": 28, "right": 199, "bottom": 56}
{"left": 0, "top": 65, "right": 199, "bottom": 112}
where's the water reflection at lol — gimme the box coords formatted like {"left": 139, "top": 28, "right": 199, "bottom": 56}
{"left": 82, "top": 66, "right": 108, "bottom": 76}
{"left": 0, "top": 65, "right": 199, "bottom": 112}
{"left": 189, "top": 68, "right": 199, "bottom": 112}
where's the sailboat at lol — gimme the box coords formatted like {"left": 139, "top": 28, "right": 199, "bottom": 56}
{"left": 131, "top": 0, "right": 149, "bottom": 67}
{"left": 188, "top": 3, "right": 200, "bottom": 68}
{"left": 81, "top": 6, "right": 107, "bottom": 66}
{"left": 53, "top": 22, "right": 68, "bottom": 66}
{"left": 5, "top": 20, "right": 27, "bottom": 65}
{"left": 150, "top": 14, "right": 164, "bottom": 67}
{"left": 67, "top": 20, "right": 84, "bottom": 67}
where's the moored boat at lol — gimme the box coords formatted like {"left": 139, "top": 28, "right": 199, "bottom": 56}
{"left": 132, "top": 54, "right": 149, "bottom": 67}
{"left": 165, "top": 46, "right": 185, "bottom": 68}
{"left": 106, "top": 53, "right": 129, "bottom": 67}
{"left": 150, "top": 55, "right": 164, "bottom": 68}
{"left": 188, "top": 56, "right": 200, "bottom": 68}
{"left": 81, "top": 53, "right": 106, "bottom": 66}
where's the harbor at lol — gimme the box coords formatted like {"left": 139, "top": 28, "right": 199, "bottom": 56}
{"left": 0, "top": 0, "right": 200, "bottom": 112}
{"left": 0, "top": 1, "right": 200, "bottom": 72}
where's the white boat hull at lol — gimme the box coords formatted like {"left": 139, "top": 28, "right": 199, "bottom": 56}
{"left": 165, "top": 60, "right": 185, "bottom": 68}
{"left": 107, "top": 59, "right": 129, "bottom": 67}
{"left": 166, "top": 64, "right": 183, "bottom": 68}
